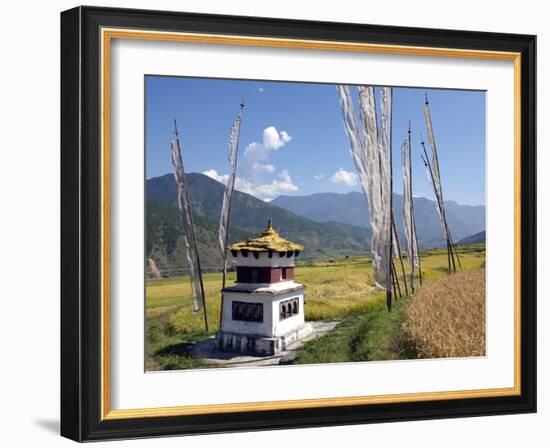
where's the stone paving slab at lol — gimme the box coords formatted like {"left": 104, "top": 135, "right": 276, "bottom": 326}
{"left": 188, "top": 321, "right": 340, "bottom": 368}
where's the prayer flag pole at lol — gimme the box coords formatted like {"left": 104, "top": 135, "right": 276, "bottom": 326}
{"left": 171, "top": 120, "right": 208, "bottom": 332}
{"left": 218, "top": 102, "right": 245, "bottom": 328}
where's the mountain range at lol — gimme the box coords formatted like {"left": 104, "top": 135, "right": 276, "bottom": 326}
{"left": 146, "top": 173, "right": 485, "bottom": 273}
{"left": 457, "top": 231, "right": 486, "bottom": 245}
{"left": 271, "top": 191, "right": 485, "bottom": 248}
{"left": 146, "top": 173, "right": 372, "bottom": 272}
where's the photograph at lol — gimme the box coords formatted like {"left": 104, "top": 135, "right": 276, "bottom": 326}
{"left": 56, "top": 5, "right": 537, "bottom": 442}
{"left": 144, "top": 76, "right": 487, "bottom": 371}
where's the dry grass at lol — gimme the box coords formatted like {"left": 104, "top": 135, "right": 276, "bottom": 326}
{"left": 403, "top": 268, "right": 486, "bottom": 359}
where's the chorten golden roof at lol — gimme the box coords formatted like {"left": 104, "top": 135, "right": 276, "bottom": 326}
{"left": 229, "top": 219, "right": 304, "bottom": 253}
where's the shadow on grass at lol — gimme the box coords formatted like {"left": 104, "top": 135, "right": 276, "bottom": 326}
{"left": 155, "top": 342, "right": 194, "bottom": 357}
{"left": 153, "top": 341, "right": 212, "bottom": 370}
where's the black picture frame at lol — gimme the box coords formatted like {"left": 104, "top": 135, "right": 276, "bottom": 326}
{"left": 61, "top": 5, "right": 536, "bottom": 442}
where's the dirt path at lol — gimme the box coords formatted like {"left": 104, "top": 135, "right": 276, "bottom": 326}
{"left": 188, "top": 321, "right": 340, "bottom": 368}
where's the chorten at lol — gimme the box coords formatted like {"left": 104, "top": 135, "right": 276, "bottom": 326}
{"left": 217, "top": 219, "right": 312, "bottom": 356}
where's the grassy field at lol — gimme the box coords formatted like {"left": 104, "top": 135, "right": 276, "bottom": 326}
{"left": 146, "top": 244, "right": 486, "bottom": 370}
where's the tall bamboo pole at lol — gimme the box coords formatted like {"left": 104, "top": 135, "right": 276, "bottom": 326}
{"left": 219, "top": 103, "right": 245, "bottom": 329}
{"left": 421, "top": 97, "right": 462, "bottom": 273}
{"left": 392, "top": 211, "right": 409, "bottom": 296}
{"left": 407, "top": 121, "right": 420, "bottom": 291}
{"left": 412, "top": 211, "right": 423, "bottom": 286}
{"left": 421, "top": 140, "right": 457, "bottom": 273}
{"left": 174, "top": 120, "right": 208, "bottom": 332}
{"left": 387, "top": 89, "right": 394, "bottom": 311}
{"left": 448, "top": 233, "right": 463, "bottom": 271}
{"left": 391, "top": 260, "right": 399, "bottom": 299}
{"left": 412, "top": 210, "right": 423, "bottom": 286}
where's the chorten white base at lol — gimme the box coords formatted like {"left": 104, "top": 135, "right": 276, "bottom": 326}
{"left": 217, "top": 322, "right": 313, "bottom": 356}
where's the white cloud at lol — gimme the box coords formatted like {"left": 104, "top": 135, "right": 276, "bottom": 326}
{"left": 243, "top": 141, "right": 264, "bottom": 158}
{"left": 258, "top": 87, "right": 264, "bottom": 92}
{"left": 206, "top": 126, "right": 296, "bottom": 202}
{"left": 252, "top": 170, "right": 298, "bottom": 201}
{"left": 280, "top": 131, "right": 292, "bottom": 143}
{"left": 242, "top": 126, "right": 292, "bottom": 182}
{"left": 313, "top": 174, "right": 325, "bottom": 180}
{"left": 203, "top": 168, "right": 297, "bottom": 202}
{"left": 204, "top": 170, "right": 254, "bottom": 196}
{"left": 203, "top": 169, "right": 229, "bottom": 185}
{"left": 253, "top": 163, "right": 275, "bottom": 173}
{"left": 234, "top": 177, "right": 254, "bottom": 194}
{"left": 262, "top": 126, "right": 292, "bottom": 151}
{"left": 330, "top": 168, "right": 358, "bottom": 187}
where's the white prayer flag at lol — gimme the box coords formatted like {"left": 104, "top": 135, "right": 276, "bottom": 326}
{"left": 337, "top": 85, "right": 392, "bottom": 291}
{"left": 218, "top": 106, "right": 243, "bottom": 259}
{"left": 401, "top": 136, "right": 420, "bottom": 290}
{"left": 171, "top": 137, "right": 205, "bottom": 313}
{"left": 424, "top": 102, "right": 443, "bottom": 201}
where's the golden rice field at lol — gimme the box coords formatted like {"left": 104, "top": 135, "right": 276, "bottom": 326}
{"left": 145, "top": 244, "right": 485, "bottom": 370}
{"left": 403, "top": 268, "right": 486, "bottom": 358}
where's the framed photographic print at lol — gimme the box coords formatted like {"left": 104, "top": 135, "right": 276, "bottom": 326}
{"left": 60, "top": 6, "right": 536, "bottom": 442}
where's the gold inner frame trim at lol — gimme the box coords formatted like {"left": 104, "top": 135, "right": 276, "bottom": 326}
{"left": 100, "top": 27, "right": 522, "bottom": 421}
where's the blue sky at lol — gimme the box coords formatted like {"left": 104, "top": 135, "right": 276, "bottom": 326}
{"left": 146, "top": 76, "right": 486, "bottom": 206}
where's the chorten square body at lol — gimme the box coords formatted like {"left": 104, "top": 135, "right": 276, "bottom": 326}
{"left": 218, "top": 219, "right": 312, "bottom": 356}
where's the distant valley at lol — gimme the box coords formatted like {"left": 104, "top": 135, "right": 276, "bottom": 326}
{"left": 146, "top": 173, "right": 485, "bottom": 273}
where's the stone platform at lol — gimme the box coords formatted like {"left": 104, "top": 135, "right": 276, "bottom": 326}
{"left": 188, "top": 321, "right": 339, "bottom": 368}
{"left": 217, "top": 323, "right": 313, "bottom": 356}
